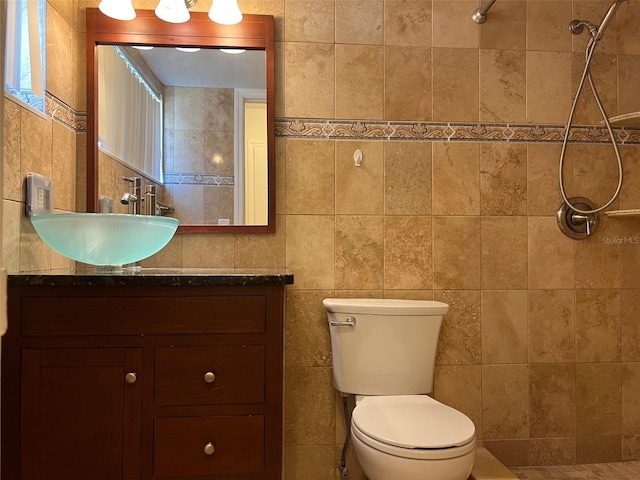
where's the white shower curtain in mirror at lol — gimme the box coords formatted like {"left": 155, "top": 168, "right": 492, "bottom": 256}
{"left": 98, "top": 46, "right": 163, "bottom": 183}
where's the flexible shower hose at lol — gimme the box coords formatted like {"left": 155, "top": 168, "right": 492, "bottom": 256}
{"left": 559, "top": 36, "right": 623, "bottom": 215}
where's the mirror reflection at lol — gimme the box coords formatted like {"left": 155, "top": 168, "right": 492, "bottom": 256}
{"left": 96, "top": 44, "right": 268, "bottom": 227}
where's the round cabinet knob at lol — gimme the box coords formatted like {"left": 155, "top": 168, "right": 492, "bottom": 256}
{"left": 204, "top": 442, "right": 215, "bottom": 456}
{"left": 203, "top": 371, "right": 216, "bottom": 384}
{"left": 125, "top": 372, "right": 137, "bottom": 384}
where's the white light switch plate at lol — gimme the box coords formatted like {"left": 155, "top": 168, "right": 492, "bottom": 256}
{"left": 25, "top": 172, "right": 54, "bottom": 217}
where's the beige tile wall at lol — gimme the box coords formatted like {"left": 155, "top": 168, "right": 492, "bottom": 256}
{"left": 3, "top": 0, "right": 640, "bottom": 476}
{"left": 164, "top": 86, "right": 235, "bottom": 224}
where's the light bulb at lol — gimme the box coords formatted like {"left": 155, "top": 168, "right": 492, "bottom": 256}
{"left": 208, "top": 0, "right": 243, "bottom": 25}
{"left": 98, "top": 0, "right": 136, "bottom": 21}
{"left": 155, "top": 0, "right": 190, "bottom": 23}
{"left": 220, "top": 48, "right": 246, "bottom": 54}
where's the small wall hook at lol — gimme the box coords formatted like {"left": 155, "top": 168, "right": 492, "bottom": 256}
{"left": 354, "top": 149, "right": 363, "bottom": 167}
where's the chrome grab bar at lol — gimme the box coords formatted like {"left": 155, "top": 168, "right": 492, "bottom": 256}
{"left": 330, "top": 316, "right": 356, "bottom": 327}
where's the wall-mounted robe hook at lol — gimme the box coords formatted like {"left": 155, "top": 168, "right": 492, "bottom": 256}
{"left": 354, "top": 149, "right": 363, "bottom": 167}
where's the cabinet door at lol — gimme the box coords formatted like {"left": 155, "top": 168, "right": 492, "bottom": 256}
{"left": 20, "top": 348, "right": 142, "bottom": 480}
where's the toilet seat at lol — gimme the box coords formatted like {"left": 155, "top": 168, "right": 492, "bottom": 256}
{"left": 351, "top": 395, "right": 476, "bottom": 461}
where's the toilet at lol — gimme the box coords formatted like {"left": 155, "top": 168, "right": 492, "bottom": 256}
{"left": 324, "top": 298, "right": 476, "bottom": 480}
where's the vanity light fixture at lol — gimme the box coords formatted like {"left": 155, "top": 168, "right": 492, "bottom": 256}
{"left": 98, "top": 0, "right": 135, "bottom": 21}
{"left": 132, "top": 45, "right": 155, "bottom": 50}
{"left": 208, "top": 0, "right": 243, "bottom": 25}
{"left": 175, "top": 47, "right": 201, "bottom": 52}
{"left": 98, "top": 0, "right": 243, "bottom": 25}
{"left": 155, "top": 0, "right": 190, "bottom": 23}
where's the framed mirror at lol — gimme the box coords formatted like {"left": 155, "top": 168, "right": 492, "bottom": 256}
{"left": 86, "top": 8, "right": 275, "bottom": 233}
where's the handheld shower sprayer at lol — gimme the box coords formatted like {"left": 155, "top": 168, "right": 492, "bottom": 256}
{"left": 558, "top": 0, "right": 629, "bottom": 238}
{"left": 596, "top": 0, "right": 628, "bottom": 41}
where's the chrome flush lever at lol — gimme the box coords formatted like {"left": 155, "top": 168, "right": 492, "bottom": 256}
{"left": 330, "top": 316, "right": 357, "bottom": 327}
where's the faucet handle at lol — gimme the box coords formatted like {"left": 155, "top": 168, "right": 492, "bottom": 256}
{"left": 122, "top": 176, "right": 141, "bottom": 186}
{"left": 143, "top": 185, "right": 157, "bottom": 215}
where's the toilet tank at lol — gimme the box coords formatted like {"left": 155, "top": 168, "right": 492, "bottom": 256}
{"left": 324, "top": 298, "right": 449, "bottom": 396}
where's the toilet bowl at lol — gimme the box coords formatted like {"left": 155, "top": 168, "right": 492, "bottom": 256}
{"left": 350, "top": 395, "right": 476, "bottom": 480}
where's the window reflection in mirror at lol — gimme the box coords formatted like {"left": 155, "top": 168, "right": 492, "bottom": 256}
{"left": 98, "top": 46, "right": 163, "bottom": 183}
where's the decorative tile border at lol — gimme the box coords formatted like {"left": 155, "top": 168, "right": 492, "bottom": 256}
{"left": 164, "top": 173, "right": 234, "bottom": 186}
{"left": 276, "top": 118, "right": 640, "bottom": 144}
{"left": 61, "top": 108, "right": 640, "bottom": 146}
{"left": 45, "top": 92, "right": 86, "bottom": 132}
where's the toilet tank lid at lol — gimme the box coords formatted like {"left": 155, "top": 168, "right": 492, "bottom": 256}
{"left": 323, "top": 298, "right": 449, "bottom": 316}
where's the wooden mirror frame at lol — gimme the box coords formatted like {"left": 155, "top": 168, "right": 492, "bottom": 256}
{"left": 86, "top": 8, "right": 275, "bottom": 234}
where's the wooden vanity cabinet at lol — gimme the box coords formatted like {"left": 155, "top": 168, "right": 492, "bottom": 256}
{"left": 20, "top": 347, "right": 143, "bottom": 480}
{"left": 2, "top": 282, "right": 286, "bottom": 480}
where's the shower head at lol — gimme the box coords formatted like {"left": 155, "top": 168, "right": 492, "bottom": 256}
{"left": 471, "top": 9, "right": 487, "bottom": 24}
{"left": 472, "top": 0, "right": 497, "bottom": 24}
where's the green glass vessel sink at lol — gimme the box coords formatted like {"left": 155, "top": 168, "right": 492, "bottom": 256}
{"left": 30, "top": 213, "right": 179, "bottom": 267}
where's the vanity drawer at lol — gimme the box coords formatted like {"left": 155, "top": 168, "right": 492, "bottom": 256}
{"left": 20, "top": 295, "right": 266, "bottom": 336}
{"left": 154, "top": 345, "right": 265, "bottom": 406}
{"left": 153, "top": 415, "right": 264, "bottom": 477}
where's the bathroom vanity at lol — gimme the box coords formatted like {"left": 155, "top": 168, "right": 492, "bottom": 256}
{"left": 1, "top": 270, "right": 293, "bottom": 480}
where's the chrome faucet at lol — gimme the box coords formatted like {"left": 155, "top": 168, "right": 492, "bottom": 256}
{"left": 121, "top": 176, "right": 141, "bottom": 214}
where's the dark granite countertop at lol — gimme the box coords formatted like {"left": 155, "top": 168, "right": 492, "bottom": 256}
{"left": 8, "top": 268, "right": 294, "bottom": 287}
